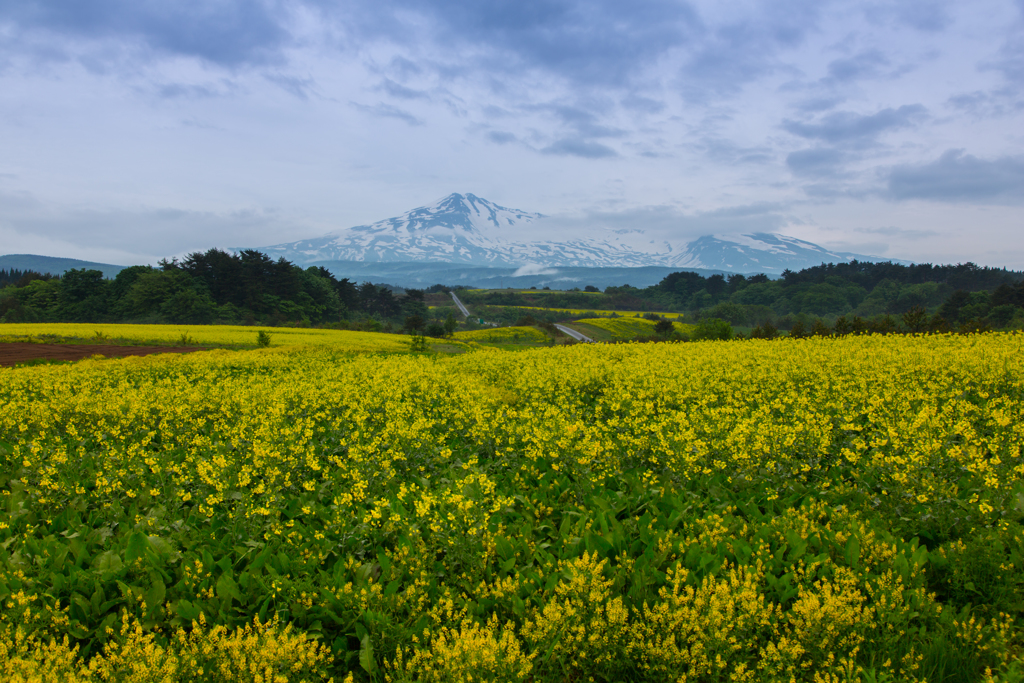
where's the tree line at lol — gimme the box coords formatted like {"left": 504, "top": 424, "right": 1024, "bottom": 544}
{"left": 645, "top": 261, "right": 1024, "bottom": 330}
{"left": 0, "top": 249, "right": 455, "bottom": 334}
{"left": 4, "top": 254, "right": 1024, "bottom": 333}
{"left": 460, "top": 260, "right": 1024, "bottom": 331}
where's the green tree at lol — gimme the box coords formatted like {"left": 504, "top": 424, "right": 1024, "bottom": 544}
{"left": 162, "top": 288, "right": 216, "bottom": 324}
{"left": 425, "top": 320, "right": 446, "bottom": 338}
{"left": 653, "top": 319, "right": 674, "bottom": 336}
{"left": 401, "top": 289, "right": 429, "bottom": 321}
{"left": 986, "top": 305, "right": 1018, "bottom": 328}
{"left": 110, "top": 265, "right": 157, "bottom": 308}
{"left": 732, "top": 281, "right": 780, "bottom": 307}
{"left": 691, "top": 317, "right": 734, "bottom": 341}
{"left": 58, "top": 268, "right": 110, "bottom": 322}
{"left": 938, "top": 290, "right": 970, "bottom": 324}
{"left": 855, "top": 279, "right": 901, "bottom": 317}
{"left": 404, "top": 315, "right": 425, "bottom": 334}
{"left": 750, "top": 320, "right": 779, "bottom": 339}
{"left": 0, "top": 278, "right": 62, "bottom": 322}
{"left": 443, "top": 312, "right": 458, "bottom": 337}
{"left": 123, "top": 270, "right": 214, "bottom": 323}
{"left": 811, "top": 319, "right": 832, "bottom": 337}
{"left": 297, "top": 268, "right": 343, "bottom": 323}
{"left": 902, "top": 306, "right": 929, "bottom": 333}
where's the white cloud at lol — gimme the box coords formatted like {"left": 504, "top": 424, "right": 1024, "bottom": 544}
{"left": 512, "top": 264, "right": 559, "bottom": 276}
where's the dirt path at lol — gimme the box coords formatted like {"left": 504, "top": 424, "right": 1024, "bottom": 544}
{"left": 0, "top": 343, "right": 208, "bottom": 367}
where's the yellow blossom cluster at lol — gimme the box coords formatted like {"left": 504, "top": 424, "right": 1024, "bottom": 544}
{"left": 1, "top": 612, "right": 336, "bottom": 683}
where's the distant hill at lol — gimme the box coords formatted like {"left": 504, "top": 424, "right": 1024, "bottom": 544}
{"left": 0, "top": 254, "right": 126, "bottom": 279}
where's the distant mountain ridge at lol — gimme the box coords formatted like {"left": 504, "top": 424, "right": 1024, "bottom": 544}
{"left": 0, "top": 254, "right": 126, "bottom": 279}
{"left": 255, "top": 193, "right": 904, "bottom": 275}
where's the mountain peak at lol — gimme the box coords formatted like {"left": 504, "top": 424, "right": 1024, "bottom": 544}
{"left": 254, "top": 196, "right": 902, "bottom": 273}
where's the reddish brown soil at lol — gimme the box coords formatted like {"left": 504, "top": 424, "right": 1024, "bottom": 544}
{"left": 0, "top": 343, "right": 208, "bottom": 368}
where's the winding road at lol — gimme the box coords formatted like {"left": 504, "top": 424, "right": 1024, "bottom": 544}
{"left": 451, "top": 292, "right": 593, "bottom": 342}
{"left": 554, "top": 324, "right": 595, "bottom": 343}
{"left": 450, "top": 291, "right": 471, "bottom": 317}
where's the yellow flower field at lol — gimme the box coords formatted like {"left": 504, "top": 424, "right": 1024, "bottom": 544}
{"left": 453, "top": 325, "right": 550, "bottom": 343}
{"left": 0, "top": 322, "right": 429, "bottom": 353}
{"left": 1, "top": 332, "right": 1023, "bottom": 681}
{"left": 503, "top": 305, "right": 686, "bottom": 318}
{"left": 574, "top": 316, "right": 694, "bottom": 338}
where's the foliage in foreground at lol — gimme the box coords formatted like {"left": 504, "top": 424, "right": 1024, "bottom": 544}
{"left": 1, "top": 333, "right": 1024, "bottom": 681}
{"left": 1, "top": 611, "right": 338, "bottom": 682}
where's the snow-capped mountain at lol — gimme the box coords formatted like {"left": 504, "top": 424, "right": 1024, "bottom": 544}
{"left": 260, "top": 193, "right": 549, "bottom": 266}
{"left": 672, "top": 233, "right": 897, "bottom": 273}
{"left": 254, "top": 193, "right": 901, "bottom": 274}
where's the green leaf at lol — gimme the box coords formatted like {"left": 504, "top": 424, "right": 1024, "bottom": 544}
{"left": 785, "top": 531, "right": 807, "bottom": 563}
{"left": 251, "top": 548, "right": 270, "bottom": 571}
{"left": 147, "top": 536, "right": 173, "bottom": 557}
{"left": 174, "top": 600, "right": 201, "bottom": 621}
{"left": 588, "top": 535, "right": 613, "bottom": 557}
{"left": 125, "top": 531, "right": 149, "bottom": 564}
{"left": 216, "top": 572, "right": 241, "bottom": 603}
{"left": 733, "top": 539, "right": 753, "bottom": 564}
{"left": 145, "top": 579, "right": 166, "bottom": 611}
{"left": 845, "top": 537, "right": 860, "bottom": 569}
{"left": 258, "top": 595, "right": 272, "bottom": 623}
{"left": 359, "top": 634, "right": 376, "bottom": 673}
{"left": 495, "top": 535, "right": 515, "bottom": 561}
{"left": 355, "top": 562, "right": 379, "bottom": 587}
{"left": 93, "top": 550, "right": 123, "bottom": 573}
{"left": 69, "top": 537, "right": 88, "bottom": 564}
{"left": 383, "top": 580, "right": 401, "bottom": 598}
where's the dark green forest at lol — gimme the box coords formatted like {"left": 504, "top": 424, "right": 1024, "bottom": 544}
{"left": 460, "top": 261, "right": 1024, "bottom": 331}
{"left": 0, "top": 249, "right": 440, "bottom": 333}
{"left": 3, "top": 252, "right": 1024, "bottom": 334}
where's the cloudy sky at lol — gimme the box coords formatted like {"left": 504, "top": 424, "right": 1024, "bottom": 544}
{"left": 1, "top": 0, "right": 1023, "bottom": 268}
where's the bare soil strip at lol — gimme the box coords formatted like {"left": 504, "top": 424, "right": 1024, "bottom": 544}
{"left": 0, "top": 343, "right": 208, "bottom": 367}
